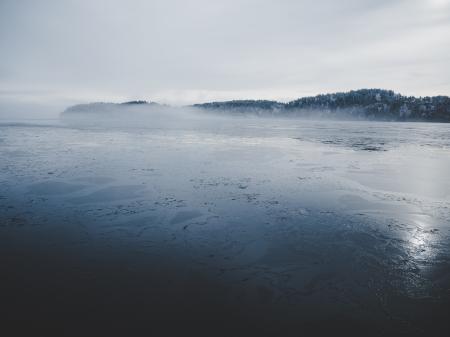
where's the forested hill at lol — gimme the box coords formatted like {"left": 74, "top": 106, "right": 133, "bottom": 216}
{"left": 193, "top": 89, "right": 450, "bottom": 122}
{"left": 62, "top": 90, "right": 450, "bottom": 122}
{"left": 63, "top": 101, "right": 158, "bottom": 114}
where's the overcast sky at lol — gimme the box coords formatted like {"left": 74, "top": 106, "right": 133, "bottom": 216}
{"left": 1, "top": 0, "right": 450, "bottom": 116}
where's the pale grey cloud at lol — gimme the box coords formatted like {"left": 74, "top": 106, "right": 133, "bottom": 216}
{"left": 0, "top": 0, "right": 449, "bottom": 116}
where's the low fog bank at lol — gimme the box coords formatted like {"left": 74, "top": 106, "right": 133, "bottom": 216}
{"left": 0, "top": 100, "right": 64, "bottom": 120}
{"left": 60, "top": 101, "right": 231, "bottom": 128}
{"left": 60, "top": 89, "right": 450, "bottom": 125}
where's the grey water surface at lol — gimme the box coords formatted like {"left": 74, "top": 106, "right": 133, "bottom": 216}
{"left": 1, "top": 118, "right": 450, "bottom": 336}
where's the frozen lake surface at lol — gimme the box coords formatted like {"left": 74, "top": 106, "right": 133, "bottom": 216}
{"left": 1, "top": 118, "right": 450, "bottom": 336}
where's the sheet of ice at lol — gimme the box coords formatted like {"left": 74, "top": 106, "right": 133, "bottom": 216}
{"left": 1, "top": 118, "right": 449, "bottom": 335}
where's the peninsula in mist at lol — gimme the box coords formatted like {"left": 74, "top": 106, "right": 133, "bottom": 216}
{"left": 63, "top": 89, "right": 450, "bottom": 122}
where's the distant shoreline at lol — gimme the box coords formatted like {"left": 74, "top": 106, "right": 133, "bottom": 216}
{"left": 62, "top": 89, "right": 450, "bottom": 123}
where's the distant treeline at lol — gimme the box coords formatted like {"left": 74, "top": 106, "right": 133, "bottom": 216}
{"left": 63, "top": 100, "right": 158, "bottom": 114}
{"left": 63, "top": 89, "right": 450, "bottom": 122}
{"left": 193, "top": 89, "right": 450, "bottom": 122}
